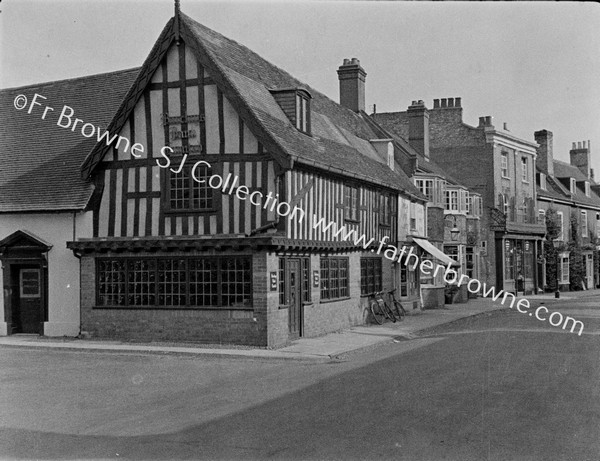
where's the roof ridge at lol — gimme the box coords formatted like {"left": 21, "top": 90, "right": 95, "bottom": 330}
{"left": 0, "top": 67, "right": 141, "bottom": 93}
{"left": 180, "top": 12, "right": 373, "bottom": 137}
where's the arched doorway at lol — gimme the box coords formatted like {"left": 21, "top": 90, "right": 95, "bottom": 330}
{"left": 0, "top": 230, "right": 50, "bottom": 335}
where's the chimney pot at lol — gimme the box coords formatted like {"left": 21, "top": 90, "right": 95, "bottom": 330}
{"left": 503, "top": 122, "right": 508, "bottom": 131}
{"left": 479, "top": 116, "right": 486, "bottom": 127}
{"left": 572, "top": 142, "right": 577, "bottom": 149}
{"left": 433, "top": 99, "right": 440, "bottom": 108}
{"left": 441, "top": 98, "right": 447, "bottom": 108}
{"left": 448, "top": 98, "right": 454, "bottom": 107}
{"left": 455, "top": 97, "right": 461, "bottom": 107}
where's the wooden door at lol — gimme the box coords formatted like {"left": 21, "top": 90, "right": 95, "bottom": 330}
{"left": 14, "top": 268, "right": 42, "bottom": 334}
{"left": 585, "top": 254, "right": 594, "bottom": 289}
{"left": 287, "top": 260, "right": 302, "bottom": 338}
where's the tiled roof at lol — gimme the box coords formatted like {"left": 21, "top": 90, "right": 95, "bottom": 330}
{"left": 371, "top": 111, "right": 410, "bottom": 140}
{"left": 553, "top": 160, "right": 598, "bottom": 185}
{"left": 537, "top": 165, "right": 600, "bottom": 209}
{"left": 0, "top": 69, "right": 139, "bottom": 212}
{"left": 366, "top": 110, "right": 467, "bottom": 188}
{"left": 179, "top": 13, "right": 423, "bottom": 198}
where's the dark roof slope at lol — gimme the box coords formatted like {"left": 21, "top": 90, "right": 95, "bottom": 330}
{"left": 180, "top": 13, "right": 423, "bottom": 198}
{"left": 367, "top": 110, "right": 468, "bottom": 188}
{"left": 0, "top": 68, "right": 139, "bottom": 212}
{"left": 554, "top": 160, "right": 598, "bottom": 185}
{"left": 537, "top": 164, "right": 600, "bottom": 209}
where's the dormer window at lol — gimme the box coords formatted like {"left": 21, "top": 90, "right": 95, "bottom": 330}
{"left": 570, "top": 178, "right": 576, "bottom": 194}
{"left": 296, "top": 94, "right": 309, "bottom": 132}
{"left": 539, "top": 173, "right": 547, "bottom": 190}
{"left": 270, "top": 88, "right": 312, "bottom": 135}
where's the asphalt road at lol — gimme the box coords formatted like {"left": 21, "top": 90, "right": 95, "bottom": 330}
{"left": 1, "top": 295, "right": 599, "bottom": 460}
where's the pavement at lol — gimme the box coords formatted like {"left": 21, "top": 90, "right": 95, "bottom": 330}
{"left": 0, "top": 289, "right": 597, "bottom": 361}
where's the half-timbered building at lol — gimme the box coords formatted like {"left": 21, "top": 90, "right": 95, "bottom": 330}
{"left": 2, "top": 6, "right": 428, "bottom": 346}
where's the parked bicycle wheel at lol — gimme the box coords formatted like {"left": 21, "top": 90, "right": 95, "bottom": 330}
{"left": 369, "top": 300, "right": 385, "bottom": 325}
{"left": 381, "top": 301, "right": 397, "bottom": 323}
{"left": 391, "top": 300, "right": 406, "bottom": 321}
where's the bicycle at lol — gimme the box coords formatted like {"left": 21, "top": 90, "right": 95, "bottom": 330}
{"left": 386, "top": 288, "right": 406, "bottom": 321}
{"left": 367, "top": 291, "right": 397, "bottom": 325}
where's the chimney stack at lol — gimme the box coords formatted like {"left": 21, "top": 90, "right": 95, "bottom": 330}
{"left": 337, "top": 58, "right": 367, "bottom": 113}
{"left": 570, "top": 139, "right": 592, "bottom": 179}
{"left": 478, "top": 116, "right": 494, "bottom": 128}
{"left": 534, "top": 129, "right": 554, "bottom": 177}
{"left": 407, "top": 100, "right": 430, "bottom": 160}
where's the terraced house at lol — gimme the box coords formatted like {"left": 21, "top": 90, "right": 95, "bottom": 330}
{"left": 0, "top": 6, "right": 428, "bottom": 346}
{"left": 372, "top": 100, "right": 484, "bottom": 306}
{"left": 535, "top": 131, "right": 600, "bottom": 291}
{"left": 374, "top": 98, "right": 546, "bottom": 294}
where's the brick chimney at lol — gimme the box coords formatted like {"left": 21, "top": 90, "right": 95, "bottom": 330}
{"left": 337, "top": 58, "right": 366, "bottom": 113}
{"left": 570, "top": 140, "right": 592, "bottom": 179}
{"left": 478, "top": 116, "right": 494, "bottom": 128}
{"left": 534, "top": 130, "right": 554, "bottom": 177}
{"left": 407, "top": 100, "right": 430, "bottom": 160}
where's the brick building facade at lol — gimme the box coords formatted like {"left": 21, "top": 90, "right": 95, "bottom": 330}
{"left": 535, "top": 131, "right": 600, "bottom": 291}
{"left": 374, "top": 98, "right": 545, "bottom": 293}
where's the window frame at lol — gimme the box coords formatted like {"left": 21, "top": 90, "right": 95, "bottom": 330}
{"left": 415, "top": 178, "right": 434, "bottom": 202}
{"left": 344, "top": 185, "right": 360, "bottom": 222}
{"left": 295, "top": 93, "right": 311, "bottom": 134}
{"left": 165, "top": 160, "right": 214, "bottom": 213}
{"left": 539, "top": 173, "right": 547, "bottom": 190}
{"left": 521, "top": 157, "right": 529, "bottom": 182}
{"left": 360, "top": 257, "right": 382, "bottom": 295}
{"left": 556, "top": 211, "right": 564, "bottom": 241}
{"left": 581, "top": 211, "right": 588, "bottom": 238}
{"left": 379, "top": 194, "right": 391, "bottom": 226}
{"left": 560, "top": 254, "right": 570, "bottom": 284}
{"left": 501, "top": 153, "right": 509, "bottom": 178}
{"left": 320, "top": 257, "right": 349, "bottom": 301}
{"left": 445, "top": 189, "right": 459, "bottom": 211}
{"left": 96, "top": 256, "right": 252, "bottom": 309}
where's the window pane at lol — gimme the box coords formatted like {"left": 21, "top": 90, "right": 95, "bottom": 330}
{"left": 158, "top": 259, "right": 187, "bottom": 306}
{"left": 127, "top": 259, "right": 156, "bottom": 306}
{"left": 97, "top": 259, "right": 126, "bottom": 306}
{"left": 189, "top": 258, "right": 219, "bottom": 307}
{"left": 220, "top": 257, "right": 252, "bottom": 307}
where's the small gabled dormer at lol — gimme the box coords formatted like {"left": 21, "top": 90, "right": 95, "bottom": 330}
{"left": 370, "top": 139, "right": 394, "bottom": 170}
{"left": 570, "top": 178, "right": 577, "bottom": 195}
{"left": 537, "top": 171, "right": 547, "bottom": 191}
{"left": 270, "top": 88, "right": 312, "bottom": 135}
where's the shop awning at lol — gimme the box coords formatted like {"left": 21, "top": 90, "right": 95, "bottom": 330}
{"left": 412, "top": 237, "right": 460, "bottom": 267}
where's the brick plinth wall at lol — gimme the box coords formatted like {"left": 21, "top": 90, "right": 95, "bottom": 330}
{"left": 80, "top": 252, "right": 268, "bottom": 346}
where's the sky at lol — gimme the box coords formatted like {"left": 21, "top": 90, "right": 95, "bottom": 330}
{"left": 1, "top": 0, "right": 599, "bottom": 176}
